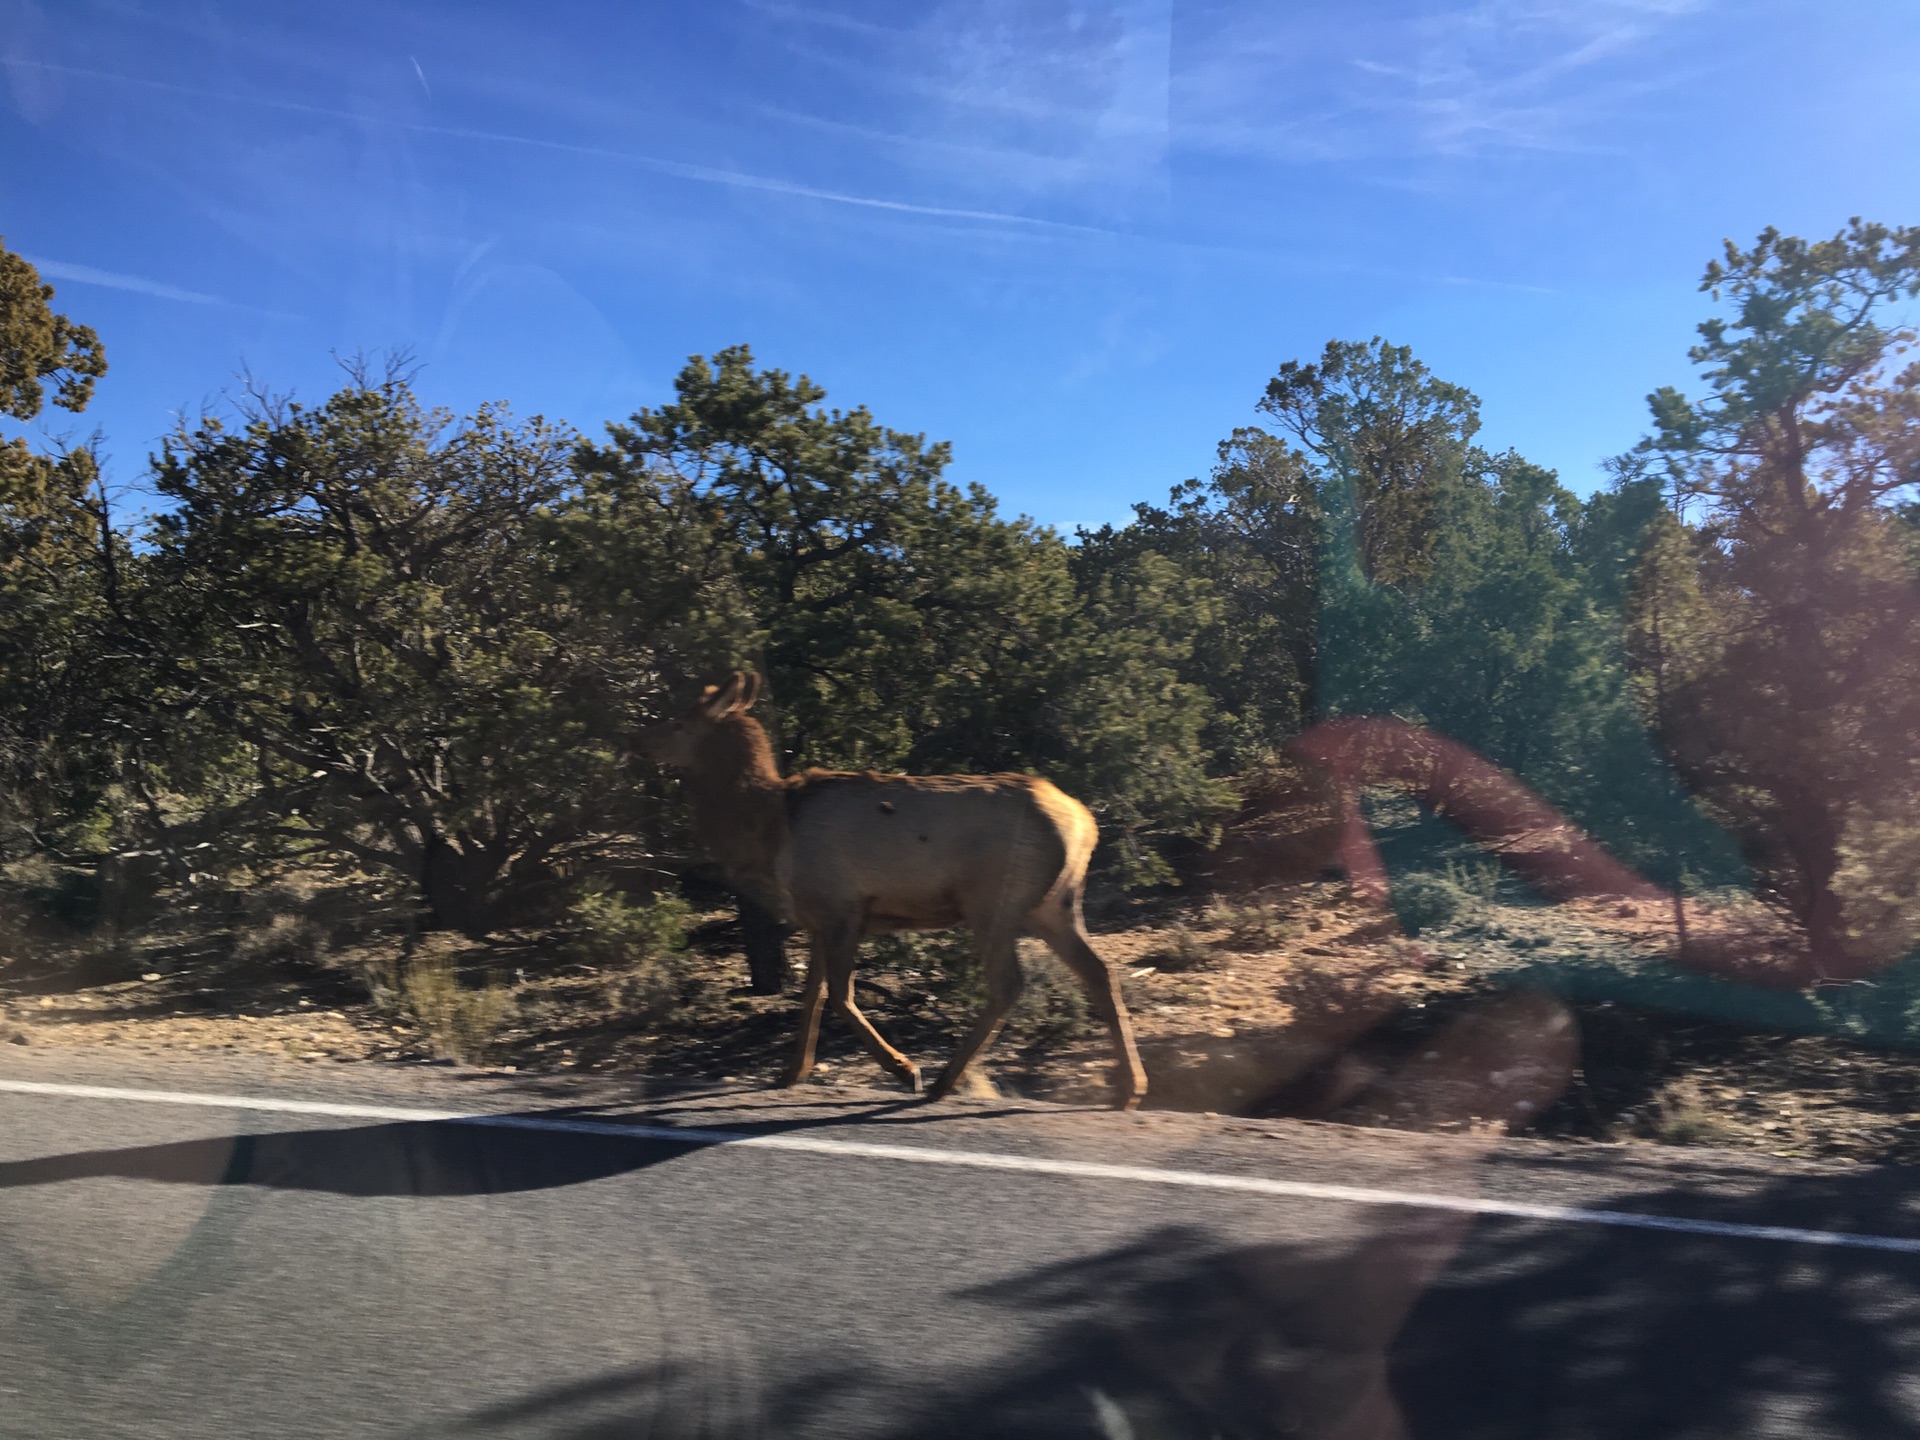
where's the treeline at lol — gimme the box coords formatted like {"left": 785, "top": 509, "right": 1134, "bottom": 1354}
{"left": 2, "top": 221, "right": 1917, "bottom": 983}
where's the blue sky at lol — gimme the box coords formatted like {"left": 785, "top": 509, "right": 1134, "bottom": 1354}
{"left": 3, "top": 0, "right": 1916, "bottom": 531}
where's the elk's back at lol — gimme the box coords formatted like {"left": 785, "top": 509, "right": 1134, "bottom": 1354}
{"left": 784, "top": 771, "right": 1093, "bottom": 931}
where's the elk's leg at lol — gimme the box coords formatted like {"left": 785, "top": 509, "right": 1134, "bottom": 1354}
{"left": 926, "top": 927, "right": 1023, "bottom": 1102}
{"left": 822, "top": 922, "right": 921, "bottom": 1092}
{"left": 777, "top": 943, "right": 829, "bottom": 1088}
{"left": 1034, "top": 907, "right": 1148, "bottom": 1110}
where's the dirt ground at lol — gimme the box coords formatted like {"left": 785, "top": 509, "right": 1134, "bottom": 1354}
{"left": 6, "top": 874, "right": 1920, "bottom": 1168}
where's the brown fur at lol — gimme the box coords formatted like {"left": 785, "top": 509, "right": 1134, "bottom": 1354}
{"left": 640, "top": 671, "right": 1147, "bottom": 1107}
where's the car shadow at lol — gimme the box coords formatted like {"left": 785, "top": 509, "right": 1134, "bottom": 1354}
{"left": 0, "top": 1096, "right": 1037, "bottom": 1200}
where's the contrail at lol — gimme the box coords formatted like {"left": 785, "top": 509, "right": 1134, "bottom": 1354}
{"left": 25, "top": 256, "right": 225, "bottom": 306}
{"left": 10, "top": 57, "right": 1117, "bottom": 238}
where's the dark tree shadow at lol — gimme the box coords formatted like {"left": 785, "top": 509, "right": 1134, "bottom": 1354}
{"left": 426, "top": 1359, "right": 861, "bottom": 1440}
{"left": 437, "top": 1168, "right": 1920, "bottom": 1439}
{"left": 925, "top": 1182, "right": 1920, "bottom": 1440}
{"left": 893, "top": 1220, "right": 1461, "bottom": 1438}
{"left": 1393, "top": 1185, "right": 1920, "bottom": 1438}
{"left": 898, "top": 1181, "right": 1920, "bottom": 1438}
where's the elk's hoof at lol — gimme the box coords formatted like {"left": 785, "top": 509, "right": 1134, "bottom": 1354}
{"left": 776, "top": 1067, "right": 809, "bottom": 1089}
{"left": 895, "top": 1065, "right": 922, "bottom": 1094}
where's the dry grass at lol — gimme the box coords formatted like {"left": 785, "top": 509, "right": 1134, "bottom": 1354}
{"left": 1646, "top": 1076, "right": 1737, "bottom": 1147}
{"left": 232, "top": 910, "right": 330, "bottom": 972}
{"left": 366, "top": 946, "right": 510, "bottom": 1065}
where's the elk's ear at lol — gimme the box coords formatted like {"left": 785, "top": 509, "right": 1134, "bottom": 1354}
{"left": 738, "top": 670, "right": 761, "bottom": 710}
{"left": 700, "top": 670, "right": 749, "bottom": 720}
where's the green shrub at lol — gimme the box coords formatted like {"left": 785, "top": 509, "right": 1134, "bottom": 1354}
{"left": 566, "top": 883, "right": 693, "bottom": 1026}
{"left": 868, "top": 930, "right": 983, "bottom": 1008}
{"left": 1445, "top": 859, "right": 1506, "bottom": 905}
{"left": 1393, "top": 873, "right": 1467, "bottom": 936}
{"left": 1808, "top": 958, "right": 1920, "bottom": 1047}
{"left": 1010, "top": 942, "right": 1096, "bottom": 1041}
{"left": 6, "top": 856, "right": 103, "bottom": 930}
{"left": 1148, "top": 921, "right": 1220, "bottom": 972}
{"left": 1203, "top": 898, "right": 1298, "bottom": 951}
{"left": 566, "top": 884, "right": 691, "bottom": 968}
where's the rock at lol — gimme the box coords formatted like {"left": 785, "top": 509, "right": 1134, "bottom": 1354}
{"left": 7, "top": 1029, "right": 28, "bottom": 1045}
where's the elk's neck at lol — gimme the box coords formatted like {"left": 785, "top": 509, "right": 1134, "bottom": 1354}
{"left": 683, "top": 713, "right": 792, "bottom": 902}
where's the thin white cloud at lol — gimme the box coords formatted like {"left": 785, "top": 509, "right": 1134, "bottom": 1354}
{"left": 738, "top": 0, "right": 904, "bottom": 39}
{"left": 750, "top": 0, "right": 1172, "bottom": 210}
{"left": 9, "top": 56, "right": 1117, "bottom": 239}
{"left": 1176, "top": 0, "right": 1711, "bottom": 163}
{"left": 1401, "top": 0, "right": 1706, "bottom": 154}
{"left": 26, "top": 256, "right": 226, "bottom": 306}
{"left": 747, "top": 101, "right": 1114, "bottom": 197}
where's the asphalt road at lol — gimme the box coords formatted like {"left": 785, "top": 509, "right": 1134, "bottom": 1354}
{"left": 5, "top": 1047, "right": 1920, "bottom": 1439}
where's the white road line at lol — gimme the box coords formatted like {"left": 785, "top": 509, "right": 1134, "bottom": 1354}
{"left": 2, "top": 1077, "right": 1916, "bottom": 1255}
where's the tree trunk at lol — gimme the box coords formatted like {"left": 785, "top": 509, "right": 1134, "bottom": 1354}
{"left": 738, "top": 891, "right": 791, "bottom": 995}
{"left": 420, "top": 836, "right": 499, "bottom": 939}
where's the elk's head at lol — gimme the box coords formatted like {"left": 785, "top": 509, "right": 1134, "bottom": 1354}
{"left": 639, "top": 670, "right": 762, "bottom": 769}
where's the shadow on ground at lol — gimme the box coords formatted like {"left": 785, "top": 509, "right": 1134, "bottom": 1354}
{"left": 427, "top": 1172, "right": 1920, "bottom": 1439}
{"left": 0, "top": 1101, "right": 960, "bottom": 1199}
{"left": 10, "top": 1106, "right": 1920, "bottom": 1436}
{"left": 0, "top": 1119, "right": 674, "bottom": 1197}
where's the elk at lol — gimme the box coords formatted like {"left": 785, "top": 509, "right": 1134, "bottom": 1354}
{"left": 640, "top": 671, "right": 1148, "bottom": 1108}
